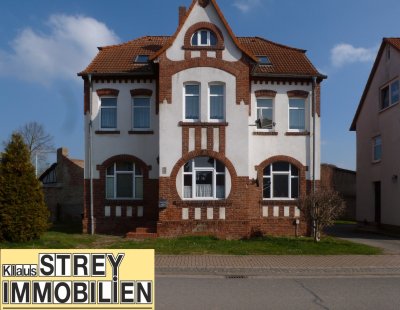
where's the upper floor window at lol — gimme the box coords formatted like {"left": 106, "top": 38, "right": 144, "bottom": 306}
{"left": 257, "top": 56, "right": 272, "bottom": 65}
{"left": 185, "top": 84, "right": 200, "bottom": 120}
{"left": 263, "top": 162, "right": 299, "bottom": 199}
{"left": 289, "top": 98, "right": 306, "bottom": 131}
{"left": 373, "top": 135, "right": 382, "bottom": 162}
{"left": 183, "top": 157, "right": 225, "bottom": 200}
{"left": 380, "top": 80, "right": 399, "bottom": 110}
{"left": 100, "top": 98, "right": 117, "bottom": 129}
{"left": 132, "top": 97, "right": 151, "bottom": 129}
{"left": 135, "top": 55, "right": 149, "bottom": 63}
{"left": 191, "top": 29, "right": 217, "bottom": 47}
{"left": 209, "top": 84, "right": 225, "bottom": 120}
{"left": 256, "top": 98, "right": 274, "bottom": 129}
{"left": 106, "top": 162, "right": 143, "bottom": 199}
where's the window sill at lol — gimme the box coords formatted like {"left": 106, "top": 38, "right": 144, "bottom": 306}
{"left": 179, "top": 121, "right": 229, "bottom": 127}
{"left": 182, "top": 45, "right": 224, "bottom": 51}
{"left": 285, "top": 131, "right": 310, "bottom": 136}
{"left": 95, "top": 130, "right": 120, "bottom": 135}
{"left": 253, "top": 131, "right": 278, "bottom": 136}
{"left": 379, "top": 101, "right": 399, "bottom": 113}
{"left": 174, "top": 200, "right": 232, "bottom": 207}
{"left": 261, "top": 199, "right": 299, "bottom": 205}
{"left": 128, "top": 130, "right": 154, "bottom": 135}
{"left": 372, "top": 160, "right": 381, "bottom": 165}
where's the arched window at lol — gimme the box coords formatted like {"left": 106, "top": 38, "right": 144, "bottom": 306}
{"left": 106, "top": 162, "right": 143, "bottom": 199}
{"left": 263, "top": 162, "right": 299, "bottom": 199}
{"left": 183, "top": 157, "right": 225, "bottom": 199}
{"left": 191, "top": 29, "right": 217, "bottom": 46}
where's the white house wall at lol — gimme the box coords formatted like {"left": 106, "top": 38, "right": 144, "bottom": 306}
{"left": 85, "top": 81, "right": 159, "bottom": 180}
{"left": 166, "top": 2, "right": 242, "bottom": 62}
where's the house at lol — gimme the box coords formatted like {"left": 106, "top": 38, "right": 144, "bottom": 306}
{"left": 351, "top": 38, "right": 400, "bottom": 229}
{"left": 39, "top": 148, "right": 84, "bottom": 222}
{"left": 320, "top": 164, "right": 356, "bottom": 221}
{"left": 79, "top": 0, "right": 326, "bottom": 238}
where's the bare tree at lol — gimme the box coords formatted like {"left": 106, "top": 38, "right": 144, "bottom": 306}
{"left": 298, "top": 189, "right": 345, "bottom": 242}
{"left": 17, "top": 122, "right": 55, "bottom": 176}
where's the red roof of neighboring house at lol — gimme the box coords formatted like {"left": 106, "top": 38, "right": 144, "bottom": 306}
{"left": 79, "top": 35, "right": 323, "bottom": 78}
{"left": 350, "top": 38, "right": 400, "bottom": 131}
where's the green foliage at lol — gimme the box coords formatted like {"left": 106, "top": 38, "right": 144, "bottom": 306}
{"left": 0, "top": 133, "right": 49, "bottom": 242}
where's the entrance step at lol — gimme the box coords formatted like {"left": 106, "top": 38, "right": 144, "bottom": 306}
{"left": 125, "top": 227, "right": 157, "bottom": 239}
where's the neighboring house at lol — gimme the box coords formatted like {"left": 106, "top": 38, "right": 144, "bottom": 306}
{"left": 320, "top": 164, "right": 356, "bottom": 221}
{"left": 79, "top": 0, "right": 326, "bottom": 238}
{"left": 351, "top": 38, "right": 400, "bottom": 228}
{"left": 39, "top": 148, "right": 84, "bottom": 222}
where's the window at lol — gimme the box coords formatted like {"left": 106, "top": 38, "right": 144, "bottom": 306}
{"left": 373, "top": 136, "right": 382, "bottom": 162}
{"left": 100, "top": 98, "right": 117, "bottom": 129}
{"left": 289, "top": 98, "right": 306, "bottom": 130}
{"left": 263, "top": 162, "right": 299, "bottom": 199}
{"left": 256, "top": 98, "right": 274, "bottom": 129}
{"left": 257, "top": 56, "right": 272, "bottom": 65}
{"left": 185, "top": 84, "right": 200, "bottom": 120}
{"left": 209, "top": 84, "right": 224, "bottom": 120}
{"left": 381, "top": 80, "right": 399, "bottom": 110}
{"left": 183, "top": 157, "right": 225, "bottom": 199}
{"left": 132, "top": 97, "right": 150, "bottom": 129}
{"left": 191, "top": 29, "right": 217, "bottom": 46}
{"left": 106, "top": 162, "right": 143, "bottom": 199}
{"left": 135, "top": 55, "right": 149, "bottom": 63}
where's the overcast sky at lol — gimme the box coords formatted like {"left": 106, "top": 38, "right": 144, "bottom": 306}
{"left": 1, "top": 0, "right": 399, "bottom": 170}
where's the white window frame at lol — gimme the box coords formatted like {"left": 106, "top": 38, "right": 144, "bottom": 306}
{"left": 100, "top": 97, "right": 117, "bottom": 130}
{"left": 256, "top": 97, "right": 274, "bottom": 131}
{"left": 183, "top": 157, "right": 225, "bottom": 200}
{"left": 288, "top": 98, "right": 306, "bottom": 132}
{"left": 380, "top": 79, "right": 399, "bottom": 111}
{"left": 191, "top": 30, "right": 217, "bottom": 47}
{"left": 372, "top": 135, "right": 382, "bottom": 162}
{"left": 184, "top": 83, "right": 200, "bottom": 121}
{"left": 263, "top": 163, "right": 299, "bottom": 200}
{"left": 132, "top": 96, "right": 151, "bottom": 130}
{"left": 208, "top": 83, "right": 225, "bottom": 122}
{"left": 106, "top": 163, "right": 143, "bottom": 200}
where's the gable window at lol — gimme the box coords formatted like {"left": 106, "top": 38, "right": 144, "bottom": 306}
{"left": 381, "top": 80, "right": 399, "bottom": 110}
{"left": 263, "top": 162, "right": 299, "bottom": 199}
{"left": 100, "top": 98, "right": 117, "bottom": 129}
{"left": 106, "top": 162, "right": 143, "bottom": 199}
{"left": 209, "top": 84, "right": 225, "bottom": 120}
{"left": 185, "top": 84, "right": 200, "bottom": 120}
{"left": 191, "top": 29, "right": 217, "bottom": 47}
{"left": 183, "top": 157, "right": 225, "bottom": 199}
{"left": 132, "top": 97, "right": 151, "bottom": 129}
{"left": 256, "top": 98, "right": 274, "bottom": 129}
{"left": 373, "top": 135, "right": 382, "bottom": 162}
{"left": 289, "top": 98, "right": 306, "bottom": 130}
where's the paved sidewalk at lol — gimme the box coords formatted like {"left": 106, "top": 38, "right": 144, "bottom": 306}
{"left": 156, "top": 255, "right": 400, "bottom": 276}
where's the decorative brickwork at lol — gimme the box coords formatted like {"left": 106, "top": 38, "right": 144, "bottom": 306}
{"left": 130, "top": 89, "right": 153, "bottom": 97}
{"left": 183, "top": 22, "right": 225, "bottom": 51}
{"left": 96, "top": 88, "right": 120, "bottom": 97}
{"left": 287, "top": 90, "right": 309, "bottom": 98}
{"left": 255, "top": 90, "right": 277, "bottom": 98}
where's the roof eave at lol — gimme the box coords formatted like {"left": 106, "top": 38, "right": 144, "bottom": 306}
{"left": 251, "top": 72, "right": 327, "bottom": 80}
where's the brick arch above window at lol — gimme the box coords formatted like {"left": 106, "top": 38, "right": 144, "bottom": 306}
{"left": 130, "top": 89, "right": 153, "bottom": 97}
{"left": 287, "top": 90, "right": 309, "bottom": 98}
{"left": 255, "top": 90, "right": 277, "bottom": 98}
{"left": 170, "top": 149, "right": 238, "bottom": 201}
{"left": 98, "top": 154, "right": 150, "bottom": 178}
{"left": 183, "top": 22, "right": 225, "bottom": 50}
{"left": 96, "top": 88, "right": 119, "bottom": 97}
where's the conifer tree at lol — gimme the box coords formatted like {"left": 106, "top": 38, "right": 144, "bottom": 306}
{"left": 0, "top": 133, "right": 49, "bottom": 242}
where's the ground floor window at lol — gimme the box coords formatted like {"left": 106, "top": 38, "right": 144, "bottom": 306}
{"left": 263, "top": 162, "right": 299, "bottom": 199}
{"left": 183, "top": 157, "right": 225, "bottom": 199}
{"left": 106, "top": 162, "right": 143, "bottom": 199}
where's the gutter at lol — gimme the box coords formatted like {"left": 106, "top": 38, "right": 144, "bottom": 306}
{"left": 88, "top": 74, "right": 95, "bottom": 235}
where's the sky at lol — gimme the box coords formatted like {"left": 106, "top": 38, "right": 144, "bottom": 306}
{"left": 1, "top": 0, "right": 399, "bottom": 170}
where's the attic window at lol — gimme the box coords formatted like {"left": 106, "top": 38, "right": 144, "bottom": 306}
{"left": 258, "top": 56, "right": 272, "bottom": 65}
{"left": 191, "top": 29, "right": 217, "bottom": 46}
{"left": 135, "top": 55, "right": 149, "bottom": 63}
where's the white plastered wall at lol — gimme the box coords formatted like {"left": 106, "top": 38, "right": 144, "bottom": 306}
{"left": 248, "top": 82, "right": 321, "bottom": 181}
{"left": 84, "top": 81, "right": 159, "bottom": 180}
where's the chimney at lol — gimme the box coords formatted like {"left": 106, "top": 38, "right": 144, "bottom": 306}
{"left": 57, "top": 147, "right": 69, "bottom": 163}
{"left": 179, "top": 6, "right": 186, "bottom": 26}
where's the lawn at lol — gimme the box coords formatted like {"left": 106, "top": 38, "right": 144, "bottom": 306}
{"left": 0, "top": 224, "right": 382, "bottom": 255}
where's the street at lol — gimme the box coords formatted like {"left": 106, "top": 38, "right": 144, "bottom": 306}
{"left": 156, "top": 274, "right": 400, "bottom": 310}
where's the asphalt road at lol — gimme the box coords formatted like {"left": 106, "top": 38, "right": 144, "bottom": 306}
{"left": 156, "top": 274, "right": 400, "bottom": 310}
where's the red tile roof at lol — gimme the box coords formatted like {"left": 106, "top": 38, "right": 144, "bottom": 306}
{"left": 79, "top": 35, "right": 323, "bottom": 78}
